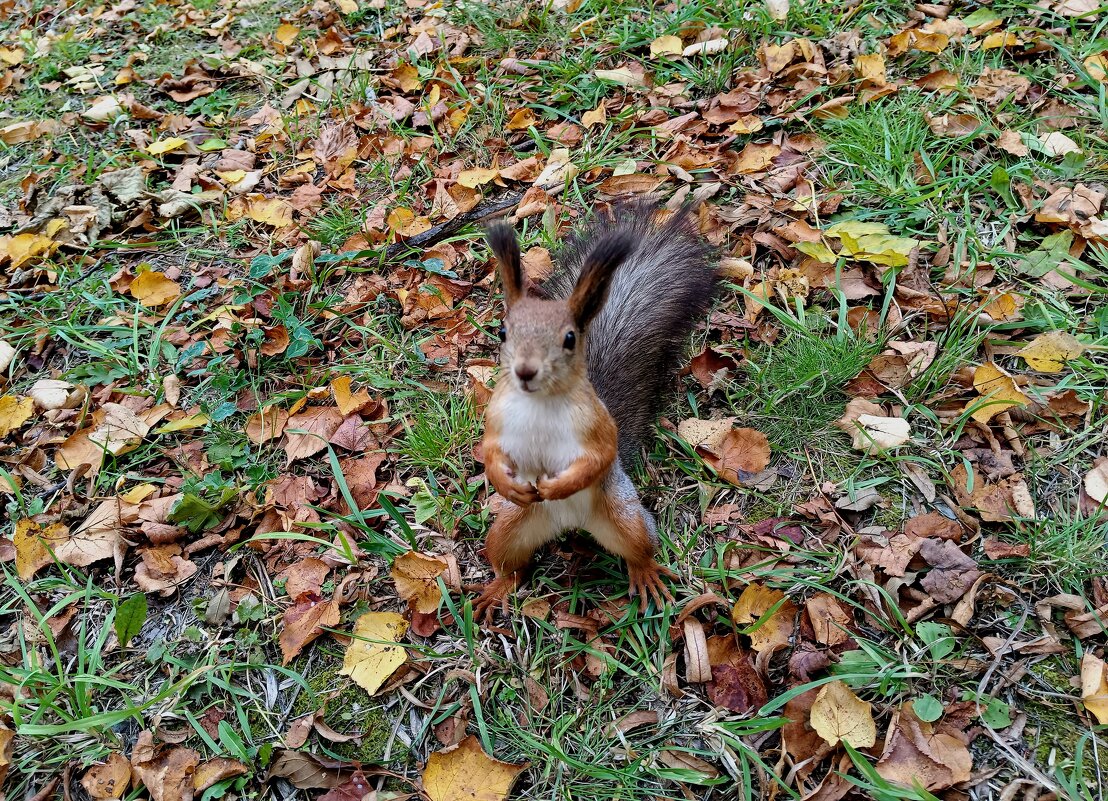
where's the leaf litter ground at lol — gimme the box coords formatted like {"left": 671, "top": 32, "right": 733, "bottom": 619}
{"left": 2, "top": 0, "right": 1108, "bottom": 799}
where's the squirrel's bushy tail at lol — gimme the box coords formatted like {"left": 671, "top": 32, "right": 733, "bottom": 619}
{"left": 546, "top": 200, "right": 718, "bottom": 462}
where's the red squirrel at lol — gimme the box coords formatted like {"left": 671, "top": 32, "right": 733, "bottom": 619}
{"left": 473, "top": 200, "right": 718, "bottom": 620}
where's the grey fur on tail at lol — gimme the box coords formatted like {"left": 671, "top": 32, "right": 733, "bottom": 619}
{"left": 545, "top": 200, "right": 718, "bottom": 462}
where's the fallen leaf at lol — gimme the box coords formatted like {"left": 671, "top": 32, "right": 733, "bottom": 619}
{"left": 391, "top": 551, "right": 449, "bottom": 614}
{"left": 700, "top": 427, "right": 771, "bottom": 485}
{"left": 284, "top": 407, "right": 344, "bottom": 463}
{"left": 810, "top": 680, "right": 877, "bottom": 748}
{"left": 649, "top": 35, "right": 683, "bottom": 58}
{"left": 14, "top": 518, "right": 69, "bottom": 580}
{"left": 968, "top": 363, "right": 1029, "bottom": 423}
{"left": 193, "top": 758, "right": 249, "bottom": 792}
{"left": 1039, "top": 131, "right": 1080, "bottom": 157}
{"left": 245, "top": 406, "right": 289, "bottom": 444}
{"left": 423, "top": 736, "right": 527, "bottom": 801}
{"left": 339, "top": 611, "right": 408, "bottom": 695}
{"left": 732, "top": 583, "right": 796, "bottom": 653}
{"left": 331, "top": 377, "right": 375, "bottom": 416}
{"left": 130, "top": 732, "right": 200, "bottom": 801}
{"left": 0, "top": 395, "right": 34, "bottom": 438}
{"left": 82, "top": 753, "right": 131, "bottom": 799}
{"left": 1017, "top": 331, "right": 1085, "bottom": 372}
{"left": 875, "top": 703, "right": 972, "bottom": 791}
{"left": 1080, "top": 653, "right": 1108, "bottom": 724}
{"left": 280, "top": 593, "right": 341, "bottom": 664}
{"left": 1085, "top": 459, "right": 1108, "bottom": 505}
{"left": 130, "top": 271, "right": 182, "bottom": 307}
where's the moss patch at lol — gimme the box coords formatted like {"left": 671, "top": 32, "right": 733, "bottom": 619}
{"left": 291, "top": 649, "right": 408, "bottom": 765}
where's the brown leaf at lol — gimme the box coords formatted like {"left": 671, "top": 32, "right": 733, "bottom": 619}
{"left": 875, "top": 703, "right": 972, "bottom": 791}
{"left": 700, "top": 427, "right": 771, "bottom": 485}
{"left": 245, "top": 406, "right": 288, "bottom": 444}
{"left": 391, "top": 551, "right": 449, "bottom": 614}
{"left": 279, "top": 594, "right": 341, "bottom": 665}
{"left": 267, "top": 750, "right": 351, "bottom": 789}
{"left": 192, "top": 758, "right": 248, "bottom": 792}
{"left": 277, "top": 558, "right": 330, "bottom": 598}
{"left": 919, "top": 539, "right": 981, "bottom": 604}
{"left": 82, "top": 753, "right": 131, "bottom": 799}
{"left": 318, "top": 771, "right": 373, "bottom": 801}
{"left": 130, "top": 732, "right": 200, "bottom": 801}
{"left": 805, "top": 593, "right": 853, "bottom": 646}
{"left": 706, "top": 658, "right": 767, "bottom": 713}
{"left": 284, "top": 407, "right": 344, "bottom": 463}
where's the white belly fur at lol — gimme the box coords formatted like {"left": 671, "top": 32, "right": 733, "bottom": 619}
{"left": 495, "top": 390, "right": 597, "bottom": 531}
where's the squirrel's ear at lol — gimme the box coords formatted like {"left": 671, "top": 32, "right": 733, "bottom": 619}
{"left": 486, "top": 223, "right": 525, "bottom": 308}
{"left": 568, "top": 231, "right": 634, "bottom": 330}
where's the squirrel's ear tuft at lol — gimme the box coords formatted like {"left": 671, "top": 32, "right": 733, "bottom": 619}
{"left": 486, "top": 222, "right": 524, "bottom": 308}
{"left": 568, "top": 230, "right": 634, "bottom": 330}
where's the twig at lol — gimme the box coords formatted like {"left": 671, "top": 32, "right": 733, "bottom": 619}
{"left": 382, "top": 188, "right": 526, "bottom": 262}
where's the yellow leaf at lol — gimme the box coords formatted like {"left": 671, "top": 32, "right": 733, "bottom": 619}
{"left": 2, "top": 232, "right": 57, "bottom": 269}
{"left": 810, "top": 680, "right": 877, "bottom": 748}
{"left": 848, "top": 414, "right": 912, "bottom": 454}
{"left": 155, "top": 413, "right": 210, "bottom": 433}
{"left": 336, "top": 0, "right": 358, "bottom": 12}
{"left": 1017, "top": 331, "right": 1085, "bottom": 373}
{"left": 129, "top": 270, "right": 181, "bottom": 307}
{"left": 826, "top": 221, "right": 919, "bottom": 267}
{"left": 982, "top": 31, "right": 1020, "bottom": 49}
{"left": 969, "top": 363, "right": 1029, "bottom": 423}
{"left": 854, "top": 53, "right": 886, "bottom": 86}
{"left": 275, "top": 23, "right": 299, "bottom": 45}
{"left": 393, "top": 62, "right": 421, "bottom": 93}
{"left": 331, "top": 376, "right": 375, "bottom": 416}
{"left": 0, "top": 395, "right": 34, "bottom": 438}
{"left": 457, "top": 167, "right": 499, "bottom": 188}
{"left": 581, "top": 103, "right": 607, "bottom": 128}
{"left": 423, "top": 736, "right": 527, "bottom": 801}
{"left": 391, "top": 551, "right": 448, "bottom": 614}
{"left": 731, "top": 583, "right": 797, "bottom": 653}
{"left": 794, "top": 241, "right": 837, "bottom": 264}
{"left": 14, "top": 519, "right": 69, "bottom": 580}
{"left": 1084, "top": 54, "right": 1108, "bottom": 84}
{"left": 1081, "top": 653, "right": 1108, "bottom": 725}
{"left": 505, "top": 107, "right": 539, "bottom": 131}
{"left": 118, "top": 483, "right": 157, "bottom": 504}
{"left": 649, "top": 35, "right": 683, "bottom": 58}
{"left": 0, "top": 46, "right": 24, "bottom": 65}
{"left": 339, "top": 612, "right": 408, "bottom": 695}
{"left": 245, "top": 197, "right": 293, "bottom": 227}
{"left": 145, "top": 137, "right": 188, "bottom": 155}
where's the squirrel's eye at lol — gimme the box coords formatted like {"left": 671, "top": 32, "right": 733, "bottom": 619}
{"left": 497, "top": 325, "right": 507, "bottom": 342}
{"left": 563, "top": 331, "right": 576, "bottom": 351}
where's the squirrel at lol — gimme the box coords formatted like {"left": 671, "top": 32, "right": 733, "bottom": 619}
{"left": 472, "top": 200, "right": 718, "bottom": 621}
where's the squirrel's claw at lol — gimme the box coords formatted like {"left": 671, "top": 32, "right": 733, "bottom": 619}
{"left": 502, "top": 480, "right": 541, "bottom": 507}
{"left": 471, "top": 576, "right": 517, "bottom": 624}
{"left": 627, "top": 562, "right": 674, "bottom": 609}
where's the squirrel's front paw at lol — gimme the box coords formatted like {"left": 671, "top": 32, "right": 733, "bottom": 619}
{"left": 536, "top": 475, "right": 572, "bottom": 501}
{"left": 501, "top": 479, "right": 541, "bottom": 507}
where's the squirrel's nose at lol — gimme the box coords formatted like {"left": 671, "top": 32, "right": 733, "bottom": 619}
{"left": 514, "top": 364, "right": 538, "bottom": 383}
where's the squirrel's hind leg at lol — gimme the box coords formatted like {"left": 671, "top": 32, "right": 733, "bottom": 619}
{"left": 588, "top": 485, "right": 676, "bottom": 608}
{"left": 472, "top": 502, "right": 557, "bottom": 622}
